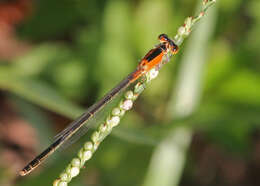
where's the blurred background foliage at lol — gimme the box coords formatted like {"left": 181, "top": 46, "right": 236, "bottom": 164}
{"left": 0, "top": 0, "right": 260, "bottom": 186}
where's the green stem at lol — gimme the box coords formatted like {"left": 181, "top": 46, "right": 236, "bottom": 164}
{"left": 53, "top": 69, "right": 159, "bottom": 186}
{"left": 174, "top": 0, "right": 216, "bottom": 46}
{"left": 53, "top": 1, "right": 216, "bottom": 185}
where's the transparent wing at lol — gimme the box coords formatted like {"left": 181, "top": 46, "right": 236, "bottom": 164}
{"left": 56, "top": 83, "right": 130, "bottom": 151}
{"left": 53, "top": 71, "right": 137, "bottom": 151}
{"left": 20, "top": 70, "right": 139, "bottom": 176}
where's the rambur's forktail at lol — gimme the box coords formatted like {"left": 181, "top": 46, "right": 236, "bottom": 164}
{"left": 19, "top": 34, "right": 179, "bottom": 176}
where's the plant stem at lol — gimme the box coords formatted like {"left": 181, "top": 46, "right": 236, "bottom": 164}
{"left": 53, "top": 1, "right": 216, "bottom": 185}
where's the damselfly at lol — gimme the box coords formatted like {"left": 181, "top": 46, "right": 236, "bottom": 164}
{"left": 20, "top": 34, "right": 179, "bottom": 176}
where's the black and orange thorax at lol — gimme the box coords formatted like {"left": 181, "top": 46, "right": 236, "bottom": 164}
{"left": 139, "top": 44, "right": 167, "bottom": 72}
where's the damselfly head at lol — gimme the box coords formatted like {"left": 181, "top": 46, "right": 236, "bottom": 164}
{"left": 158, "top": 33, "right": 179, "bottom": 55}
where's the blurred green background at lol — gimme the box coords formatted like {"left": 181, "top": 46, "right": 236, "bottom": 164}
{"left": 0, "top": 0, "right": 260, "bottom": 186}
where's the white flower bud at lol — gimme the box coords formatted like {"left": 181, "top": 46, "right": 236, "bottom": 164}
{"left": 70, "top": 167, "right": 80, "bottom": 177}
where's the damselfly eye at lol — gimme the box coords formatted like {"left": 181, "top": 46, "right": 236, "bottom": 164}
{"left": 171, "top": 45, "right": 179, "bottom": 54}
{"left": 167, "top": 39, "right": 179, "bottom": 54}
{"left": 158, "top": 33, "right": 169, "bottom": 43}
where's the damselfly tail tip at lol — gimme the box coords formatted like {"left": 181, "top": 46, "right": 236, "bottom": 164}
{"left": 19, "top": 169, "right": 27, "bottom": 176}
